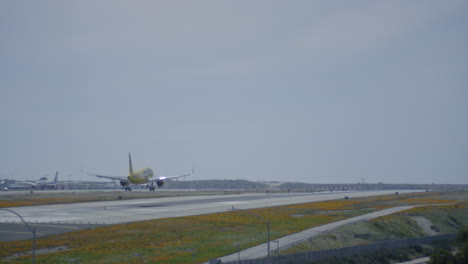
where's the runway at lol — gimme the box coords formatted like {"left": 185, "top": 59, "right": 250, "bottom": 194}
{"left": 0, "top": 190, "right": 418, "bottom": 241}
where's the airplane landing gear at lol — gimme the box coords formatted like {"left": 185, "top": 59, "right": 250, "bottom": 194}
{"left": 125, "top": 187, "right": 131, "bottom": 191}
{"left": 149, "top": 182, "right": 156, "bottom": 191}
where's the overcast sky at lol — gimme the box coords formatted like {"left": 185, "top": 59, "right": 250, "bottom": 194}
{"left": 1, "top": 1, "right": 467, "bottom": 184}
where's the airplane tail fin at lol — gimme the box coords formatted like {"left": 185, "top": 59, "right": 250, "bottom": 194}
{"left": 54, "top": 171, "right": 59, "bottom": 182}
{"left": 129, "top": 153, "right": 134, "bottom": 175}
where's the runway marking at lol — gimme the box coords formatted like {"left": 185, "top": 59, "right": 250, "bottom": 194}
{"left": 0, "top": 230, "right": 45, "bottom": 235}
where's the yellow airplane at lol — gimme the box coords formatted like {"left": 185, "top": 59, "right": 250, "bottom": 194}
{"left": 88, "top": 153, "right": 193, "bottom": 191}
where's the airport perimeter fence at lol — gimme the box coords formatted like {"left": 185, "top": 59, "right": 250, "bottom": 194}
{"left": 216, "top": 233, "right": 456, "bottom": 264}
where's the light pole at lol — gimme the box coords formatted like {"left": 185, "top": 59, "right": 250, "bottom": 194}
{"left": 272, "top": 240, "right": 279, "bottom": 256}
{"left": 0, "top": 208, "right": 36, "bottom": 264}
{"left": 231, "top": 206, "right": 271, "bottom": 257}
{"left": 186, "top": 248, "right": 196, "bottom": 264}
{"left": 233, "top": 244, "right": 240, "bottom": 262}
{"left": 133, "top": 253, "right": 143, "bottom": 264}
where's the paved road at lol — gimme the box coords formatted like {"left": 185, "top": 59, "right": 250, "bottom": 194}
{"left": 395, "top": 257, "right": 430, "bottom": 264}
{"left": 0, "top": 190, "right": 419, "bottom": 241}
{"left": 211, "top": 205, "right": 417, "bottom": 263}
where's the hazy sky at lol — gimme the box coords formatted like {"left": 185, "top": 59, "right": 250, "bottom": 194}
{"left": 1, "top": 1, "right": 467, "bottom": 184}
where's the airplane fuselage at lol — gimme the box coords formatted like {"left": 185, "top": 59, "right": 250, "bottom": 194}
{"left": 128, "top": 168, "right": 154, "bottom": 184}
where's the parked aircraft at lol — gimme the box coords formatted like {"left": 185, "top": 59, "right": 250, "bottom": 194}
{"left": 3, "top": 181, "right": 36, "bottom": 190}
{"left": 88, "top": 153, "right": 194, "bottom": 191}
{"left": 3, "top": 171, "right": 59, "bottom": 190}
{"left": 35, "top": 171, "right": 60, "bottom": 190}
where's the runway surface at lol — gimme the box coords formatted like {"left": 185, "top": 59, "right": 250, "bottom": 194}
{"left": 0, "top": 190, "right": 417, "bottom": 241}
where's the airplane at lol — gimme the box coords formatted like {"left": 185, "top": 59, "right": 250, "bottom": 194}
{"left": 88, "top": 153, "right": 194, "bottom": 191}
{"left": 3, "top": 180, "right": 36, "bottom": 190}
{"left": 35, "top": 171, "right": 60, "bottom": 190}
{"left": 3, "top": 171, "right": 59, "bottom": 190}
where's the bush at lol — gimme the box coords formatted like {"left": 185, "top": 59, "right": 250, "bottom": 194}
{"left": 429, "top": 248, "right": 457, "bottom": 264}
{"left": 428, "top": 229, "right": 468, "bottom": 264}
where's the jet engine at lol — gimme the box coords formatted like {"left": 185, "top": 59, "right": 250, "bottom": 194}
{"left": 120, "top": 180, "right": 130, "bottom": 187}
{"left": 157, "top": 180, "right": 164, "bottom": 187}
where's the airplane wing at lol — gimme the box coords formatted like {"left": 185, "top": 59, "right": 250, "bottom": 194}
{"left": 87, "top": 173, "right": 127, "bottom": 181}
{"left": 150, "top": 168, "right": 195, "bottom": 181}
{"left": 8, "top": 181, "right": 37, "bottom": 187}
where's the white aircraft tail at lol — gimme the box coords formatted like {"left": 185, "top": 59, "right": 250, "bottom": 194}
{"left": 54, "top": 171, "right": 59, "bottom": 182}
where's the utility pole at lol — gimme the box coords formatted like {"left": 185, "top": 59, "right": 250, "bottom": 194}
{"left": 273, "top": 240, "right": 280, "bottom": 256}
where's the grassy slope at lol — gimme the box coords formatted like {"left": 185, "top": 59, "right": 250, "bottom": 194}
{"left": 283, "top": 203, "right": 468, "bottom": 255}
